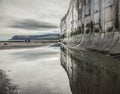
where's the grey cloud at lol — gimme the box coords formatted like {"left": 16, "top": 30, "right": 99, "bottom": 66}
{"left": 9, "top": 19, "right": 58, "bottom": 30}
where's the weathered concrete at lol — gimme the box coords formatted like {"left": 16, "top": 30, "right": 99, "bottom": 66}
{"left": 60, "top": 0, "right": 120, "bottom": 54}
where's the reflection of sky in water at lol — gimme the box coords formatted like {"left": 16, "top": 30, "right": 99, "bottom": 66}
{"left": 0, "top": 47, "right": 72, "bottom": 94}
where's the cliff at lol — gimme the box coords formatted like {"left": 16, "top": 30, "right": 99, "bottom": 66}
{"left": 11, "top": 33, "right": 60, "bottom": 40}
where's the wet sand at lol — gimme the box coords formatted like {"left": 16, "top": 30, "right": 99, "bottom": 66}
{"left": 0, "top": 42, "right": 56, "bottom": 50}
{"left": 0, "top": 46, "right": 72, "bottom": 94}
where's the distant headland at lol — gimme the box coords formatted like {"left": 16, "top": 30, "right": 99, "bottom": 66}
{"left": 0, "top": 33, "right": 60, "bottom": 50}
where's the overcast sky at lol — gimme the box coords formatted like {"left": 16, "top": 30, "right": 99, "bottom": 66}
{"left": 0, "top": 0, "right": 69, "bottom": 40}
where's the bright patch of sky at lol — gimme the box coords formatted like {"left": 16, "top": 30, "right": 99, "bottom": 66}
{"left": 0, "top": 0, "right": 69, "bottom": 40}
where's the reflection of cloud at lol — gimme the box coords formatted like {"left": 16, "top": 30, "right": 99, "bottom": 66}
{"left": 12, "top": 50, "right": 58, "bottom": 61}
{"left": 9, "top": 19, "right": 58, "bottom": 30}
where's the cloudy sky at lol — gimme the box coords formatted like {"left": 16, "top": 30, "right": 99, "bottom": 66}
{"left": 0, "top": 0, "right": 69, "bottom": 40}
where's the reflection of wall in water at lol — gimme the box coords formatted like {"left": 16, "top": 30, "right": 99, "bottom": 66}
{"left": 60, "top": 47, "right": 120, "bottom": 94}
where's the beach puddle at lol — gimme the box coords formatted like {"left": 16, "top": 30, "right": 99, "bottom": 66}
{"left": 0, "top": 46, "right": 71, "bottom": 94}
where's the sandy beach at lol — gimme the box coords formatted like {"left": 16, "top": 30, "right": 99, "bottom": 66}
{"left": 0, "top": 41, "right": 58, "bottom": 50}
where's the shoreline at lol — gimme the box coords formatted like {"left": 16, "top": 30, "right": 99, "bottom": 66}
{"left": 0, "top": 42, "right": 57, "bottom": 50}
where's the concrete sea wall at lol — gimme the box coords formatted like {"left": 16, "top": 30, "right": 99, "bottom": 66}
{"left": 60, "top": 0, "right": 120, "bottom": 54}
